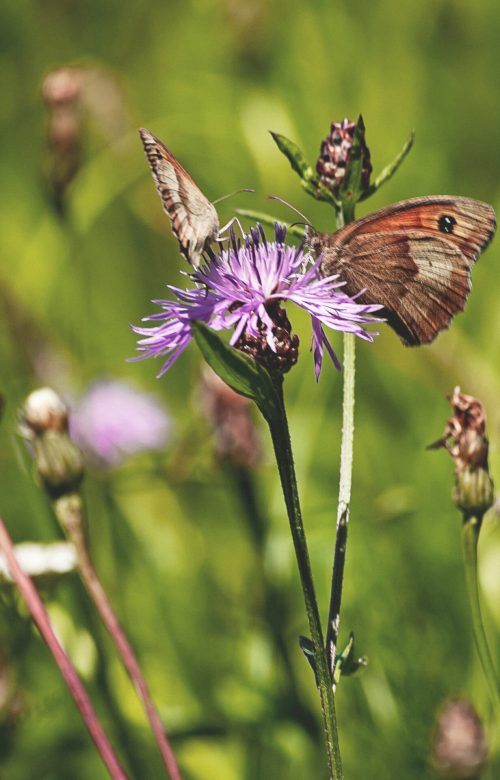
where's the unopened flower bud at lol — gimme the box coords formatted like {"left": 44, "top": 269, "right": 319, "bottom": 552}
{"left": 453, "top": 468, "right": 494, "bottom": 518}
{"left": 429, "top": 388, "right": 494, "bottom": 517}
{"left": 20, "top": 389, "right": 84, "bottom": 499}
{"left": 21, "top": 388, "right": 68, "bottom": 436}
{"left": 432, "top": 698, "right": 488, "bottom": 778}
{"left": 316, "top": 117, "right": 372, "bottom": 197}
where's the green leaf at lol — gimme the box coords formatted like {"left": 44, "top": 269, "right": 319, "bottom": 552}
{"left": 333, "top": 632, "right": 368, "bottom": 685}
{"left": 299, "top": 635, "right": 319, "bottom": 685}
{"left": 234, "top": 209, "right": 305, "bottom": 238}
{"left": 361, "top": 130, "right": 415, "bottom": 201}
{"left": 191, "top": 321, "right": 281, "bottom": 422}
{"left": 270, "top": 131, "right": 315, "bottom": 181}
{"left": 301, "top": 178, "right": 341, "bottom": 210}
{"left": 270, "top": 130, "right": 341, "bottom": 211}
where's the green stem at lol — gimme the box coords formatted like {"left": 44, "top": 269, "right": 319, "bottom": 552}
{"left": 266, "top": 377, "right": 342, "bottom": 780}
{"left": 462, "top": 515, "right": 500, "bottom": 712}
{"left": 227, "top": 463, "right": 320, "bottom": 740}
{"left": 326, "top": 333, "right": 356, "bottom": 675}
{"left": 325, "top": 207, "right": 357, "bottom": 676}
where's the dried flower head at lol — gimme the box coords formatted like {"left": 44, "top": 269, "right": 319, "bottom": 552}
{"left": 430, "top": 387, "right": 488, "bottom": 474}
{"left": 432, "top": 698, "right": 488, "bottom": 779}
{"left": 316, "top": 117, "right": 372, "bottom": 196}
{"left": 132, "top": 224, "right": 382, "bottom": 380}
{"left": 429, "top": 387, "right": 494, "bottom": 516}
{"left": 42, "top": 66, "right": 127, "bottom": 211}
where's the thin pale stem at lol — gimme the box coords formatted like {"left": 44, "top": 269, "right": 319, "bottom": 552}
{"left": 462, "top": 514, "right": 500, "bottom": 713}
{"left": 325, "top": 206, "right": 357, "bottom": 676}
{"left": 0, "top": 515, "right": 129, "bottom": 780}
{"left": 54, "top": 494, "right": 183, "bottom": 780}
{"left": 266, "top": 377, "right": 342, "bottom": 780}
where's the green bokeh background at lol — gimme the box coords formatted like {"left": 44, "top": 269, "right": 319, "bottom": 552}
{"left": 1, "top": 1, "right": 500, "bottom": 778}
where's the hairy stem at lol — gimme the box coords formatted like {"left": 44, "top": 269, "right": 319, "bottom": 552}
{"left": 325, "top": 206, "right": 357, "bottom": 676}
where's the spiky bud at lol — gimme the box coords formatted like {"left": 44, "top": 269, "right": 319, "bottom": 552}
{"left": 316, "top": 117, "right": 372, "bottom": 196}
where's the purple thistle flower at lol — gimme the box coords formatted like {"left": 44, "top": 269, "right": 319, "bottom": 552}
{"left": 132, "top": 224, "right": 383, "bottom": 380}
{"left": 70, "top": 380, "right": 172, "bottom": 468}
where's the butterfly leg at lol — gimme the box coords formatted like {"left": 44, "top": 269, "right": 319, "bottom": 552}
{"left": 217, "top": 216, "right": 246, "bottom": 241}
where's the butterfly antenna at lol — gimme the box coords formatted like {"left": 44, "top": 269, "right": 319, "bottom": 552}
{"left": 268, "top": 195, "right": 312, "bottom": 226}
{"left": 212, "top": 188, "right": 255, "bottom": 206}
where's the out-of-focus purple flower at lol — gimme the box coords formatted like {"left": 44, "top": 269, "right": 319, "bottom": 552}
{"left": 69, "top": 380, "right": 172, "bottom": 468}
{"left": 132, "top": 224, "right": 382, "bottom": 380}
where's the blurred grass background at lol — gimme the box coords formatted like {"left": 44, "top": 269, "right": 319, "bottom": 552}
{"left": 1, "top": 1, "right": 500, "bottom": 778}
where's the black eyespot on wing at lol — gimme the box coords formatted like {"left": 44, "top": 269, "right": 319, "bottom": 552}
{"left": 438, "top": 214, "right": 457, "bottom": 234}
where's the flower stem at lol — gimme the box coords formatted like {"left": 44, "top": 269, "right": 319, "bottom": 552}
{"left": 267, "top": 377, "right": 342, "bottom": 780}
{"left": 462, "top": 514, "right": 500, "bottom": 712}
{"left": 326, "top": 332, "right": 356, "bottom": 675}
{"left": 325, "top": 206, "right": 357, "bottom": 676}
{"left": 53, "top": 493, "right": 183, "bottom": 780}
{"left": 227, "top": 462, "right": 320, "bottom": 739}
{"left": 0, "top": 514, "right": 129, "bottom": 780}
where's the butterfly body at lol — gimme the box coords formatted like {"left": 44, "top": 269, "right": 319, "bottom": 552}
{"left": 307, "top": 196, "right": 496, "bottom": 345}
{"left": 139, "top": 128, "right": 220, "bottom": 266}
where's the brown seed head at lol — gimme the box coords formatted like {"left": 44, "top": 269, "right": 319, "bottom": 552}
{"left": 429, "top": 387, "right": 494, "bottom": 516}
{"left": 430, "top": 387, "right": 488, "bottom": 473}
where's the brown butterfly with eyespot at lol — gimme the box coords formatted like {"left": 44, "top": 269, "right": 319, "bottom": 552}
{"left": 306, "top": 196, "right": 496, "bottom": 345}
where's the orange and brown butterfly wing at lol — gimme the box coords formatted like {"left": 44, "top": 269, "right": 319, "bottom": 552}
{"left": 139, "top": 128, "right": 220, "bottom": 266}
{"left": 317, "top": 196, "right": 496, "bottom": 345}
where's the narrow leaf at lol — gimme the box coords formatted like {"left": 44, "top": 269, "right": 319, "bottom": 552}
{"left": 333, "top": 632, "right": 367, "bottom": 684}
{"left": 301, "top": 179, "right": 341, "bottom": 210}
{"left": 299, "top": 635, "right": 319, "bottom": 685}
{"left": 270, "top": 131, "right": 315, "bottom": 181}
{"left": 192, "top": 321, "right": 281, "bottom": 422}
{"left": 361, "top": 130, "right": 415, "bottom": 200}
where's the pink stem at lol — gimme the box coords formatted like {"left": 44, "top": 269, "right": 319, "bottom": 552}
{"left": 79, "top": 550, "right": 182, "bottom": 779}
{"left": 57, "top": 498, "right": 182, "bottom": 780}
{"left": 0, "top": 515, "right": 128, "bottom": 780}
